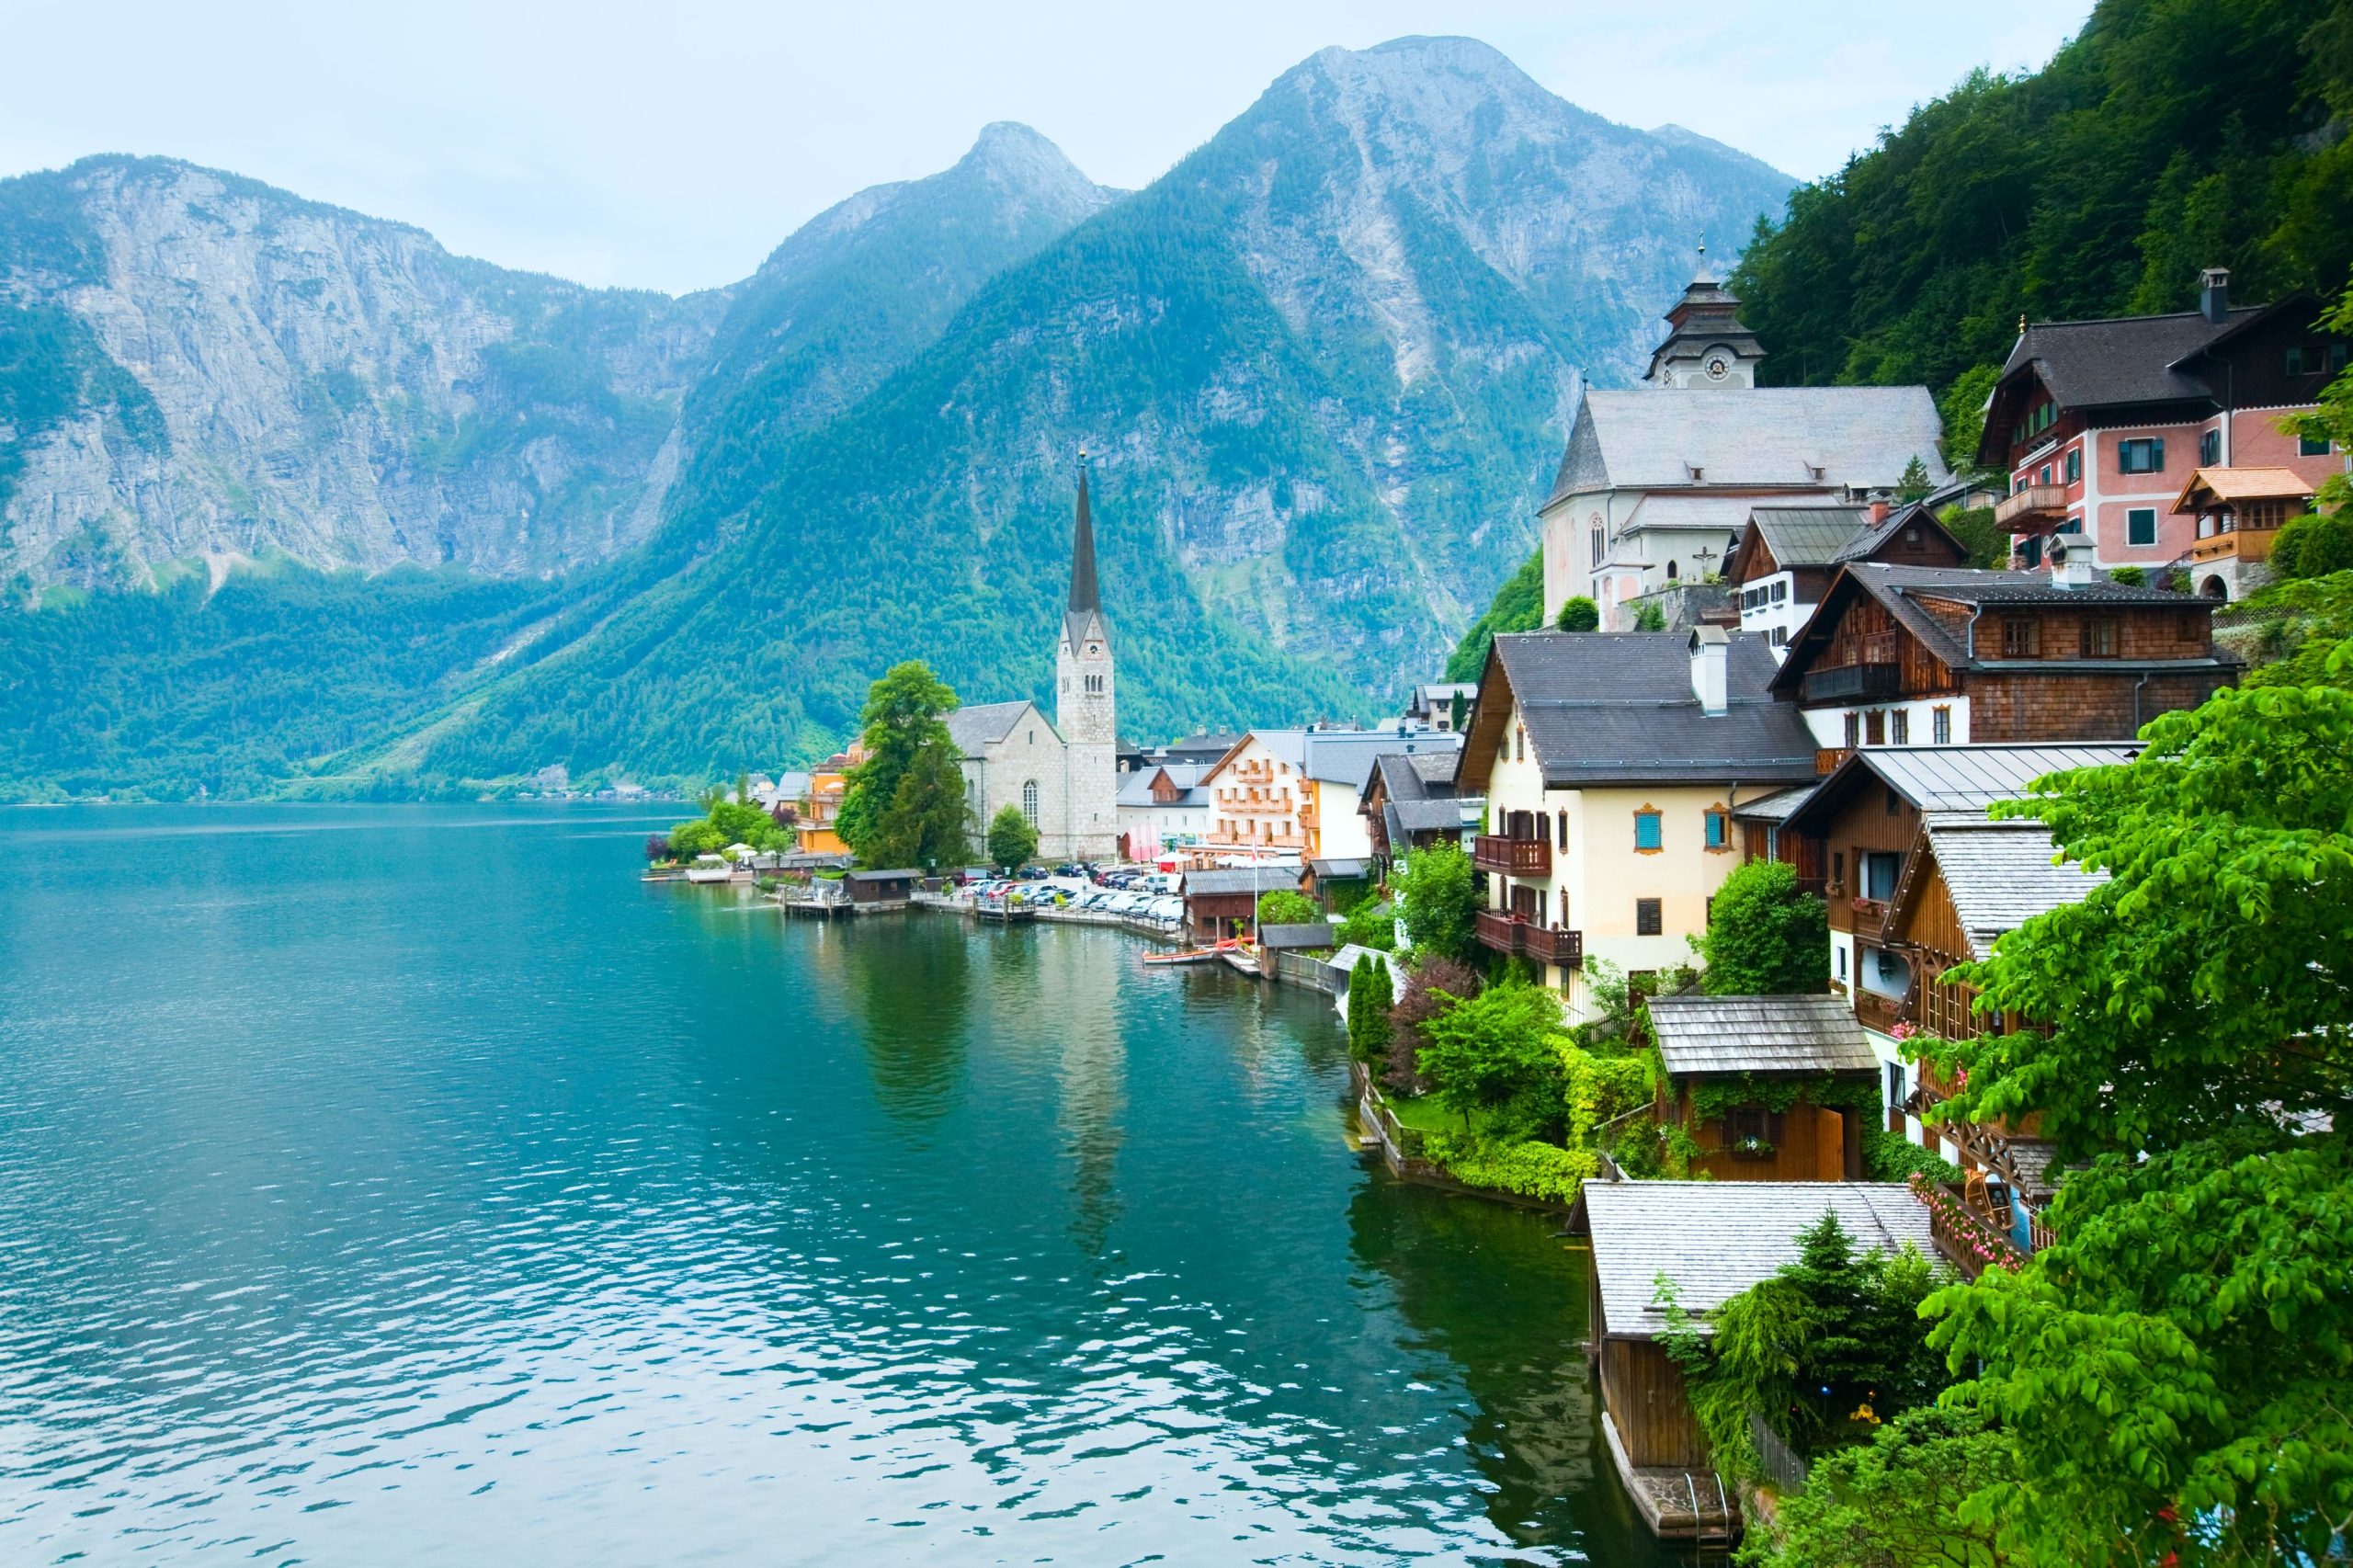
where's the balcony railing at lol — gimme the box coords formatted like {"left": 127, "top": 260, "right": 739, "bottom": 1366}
{"left": 1800, "top": 662, "right": 1902, "bottom": 704}
{"left": 1474, "top": 910, "right": 1584, "bottom": 969}
{"left": 1853, "top": 987, "right": 1904, "bottom": 1034}
{"left": 1475, "top": 909, "right": 1525, "bottom": 955}
{"left": 1472, "top": 834, "right": 1551, "bottom": 877}
{"left": 1994, "top": 483, "right": 2068, "bottom": 530}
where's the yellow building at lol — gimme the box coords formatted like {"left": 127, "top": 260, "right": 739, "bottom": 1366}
{"left": 793, "top": 744, "right": 860, "bottom": 857}
{"left": 1453, "top": 627, "right": 1819, "bottom": 1020}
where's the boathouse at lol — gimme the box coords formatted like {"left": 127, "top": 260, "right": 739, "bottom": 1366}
{"left": 844, "top": 869, "right": 918, "bottom": 908}
{"left": 1581, "top": 1180, "right": 1937, "bottom": 1539}
{"left": 1643, "top": 994, "right": 1878, "bottom": 1181}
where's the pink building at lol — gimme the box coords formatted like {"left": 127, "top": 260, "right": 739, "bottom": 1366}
{"left": 1977, "top": 267, "right": 2347, "bottom": 597}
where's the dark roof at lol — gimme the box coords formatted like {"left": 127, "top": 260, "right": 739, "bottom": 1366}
{"left": 1998, "top": 306, "right": 2262, "bottom": 413}
{"left": 1646, "top": 994, "right": 1879, "bottom": 1076}
{"left": 1306, "top": 858, "right": 1371, "bottom": 879}
{"left": 1472, "top": 632, "right": 1819, "bottom": 790}
{"left": 845, "top": 868, "right": 919, "bottom": 882}
{"left": 1064, "top": 455, "right": 1103, "bottom": 653}
{"left": 1256, "top": 923, "right": 1336, "bottom": 951}
{"left": 1828, "top": 502, "right": 1963, "bottom": 563}
{"left": 1772, "top": 564, "right": 2232, "bottom": 694}
{"left": 1300, "top": 730, "right": 1461, "bottom": 790}
{"left": 1745, "top": 504, "right": 1870, "bottom": 569}
{"left": 1728, "top": 784, "right": 1813, "bottom": 823}
{"left": 945, "top": 700, "right": 1037, "bottom": 754}
{"left": 1158, "top": 732, "right": 1246, "bottom": 763}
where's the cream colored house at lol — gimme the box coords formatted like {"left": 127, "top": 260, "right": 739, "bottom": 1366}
{"left": 1201, "top": 729, "right": 1460, "bottom": 862}
{"left": 1453, "top": 628, "right": 1819, "bottom": 1021}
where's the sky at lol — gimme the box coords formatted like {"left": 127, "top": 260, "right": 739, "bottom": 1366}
{"left": 0, "top": 1, "right": 2092, "bottom": 296}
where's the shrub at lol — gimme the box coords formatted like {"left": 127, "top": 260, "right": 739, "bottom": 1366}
{"left": 1697, "top": 859, "right": 1829, "bottom": 994}
{"left": 1256, "top": 888, "right": 1320, "bottom": 926}
{"left": 1416, "top": 978, "right": 1569, "bottom": 1133}
{"left": 1392, "top": 843, "right": 1479, "bottom": 965}
{"left": 1553, "top": 596, "right": 1599, "bottom": 631}
{"left": 1632, "top": 599, "right": 1667, "bottom": 631}
{"left": 1862, "top": 1129, "right": 1963, "bottom": 1186}
{"left": 1421, "top": 1136, "right": 1597, "bottom": 1203}
{"left": 1335, "top": 896, "right": 1395, "bottom": 952}
{"left": 2270, "top": 509, "right": 2353, "bottom": 579}
{"left": 1387, "top": 955, "right": 1479, "bottom": 1095}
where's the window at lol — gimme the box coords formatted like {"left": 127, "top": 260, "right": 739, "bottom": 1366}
{"left": 2200, "top": 429, "right": 2221, "bottom": 466}
{"left": 2118, "top": 437, "right": 2165, "bottom": 474}
{"left": 2127, "top": 507, "right": 2158, "bottom": 547}
{"left": 1865, "top": 710, "right": 1886, "bottom": 746}
{"left": 1666, "top": 560, "right": 1680, "bottom": 581}
{"left": 1633, "top": 808, "right": 1663, "bottom": 853}
{"left": 1590, "top": 522, "right": 1605, "bottom": 566}
{"left": 1831, "top": 851, "right": 1847, "bottom": 894}
{"left": 2038, "top": 463, "right": 2052, "bottom": 486}
{"left": 1556, "top": 809, "right": 1568, "bottom": 850}
{"left": 2302, "top": 432, "right": 2334, "bottom": 458}
{"left": 1704, "top": 809, "right": 1730, "bottom": 851}
{"left": 1892, "top": 710, "right": 1910, "bottom": 745}
{"left": 2019, "top": 535, "right": 2043, "bottom": 568}
{"left": 1836, "top": 945, "right": 1848, "bottom": 982}
{"left": 1844, "top": 711, "right": 1861, "bottom": 748}
{"left": 1635, "top": 898, "right": 1663, "bottom": 936}
{"left": 1887, "top": 1062, "right": 1904, "bottom": 1115}
{"left": 2080, "top": 617, "right": 2120, "bottom": 657}
{"left": 2002, "top": 617, "right": 2040, "bottom": 657}
{"left": 1863, "top": 850, "right": 1903, "bottom": 903}
{"left": 1021, "top": 780, "right": 1040, "bottom": 825}
{"left": 1514, "top": 726, "right": 1524, "bottom": 763}
{"left": 1771, "top": 580, "right": 1788, "bottom": 603}
{"left": 1727, "top": 1106, "right": 1779, "bottom": 1145}
{"left": 1932, "top": 706, "right": 1951, "bottom": 744}
{"left": 2064, "top": 449, "right": 2081, "bottom": 483}
{"left": 2287, "top": 346, "right": 2307, "bottom": 376}
{"left": 2334, "top": 345, "right": 2350, "bottom": 373}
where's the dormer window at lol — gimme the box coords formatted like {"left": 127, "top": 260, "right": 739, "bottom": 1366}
{"left": 1687, "top": 464, "right": 1705, "bottom": 482}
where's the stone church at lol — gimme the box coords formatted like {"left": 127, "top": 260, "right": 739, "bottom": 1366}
{"left": 945, "top": 459, "right": 1119, "bottom": 863}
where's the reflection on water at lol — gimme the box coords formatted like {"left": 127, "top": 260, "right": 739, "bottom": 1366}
{"left": 0, "top": 805, "right": 1688, "bottom": 1565}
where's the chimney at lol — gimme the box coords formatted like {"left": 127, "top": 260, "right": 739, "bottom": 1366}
{"left": 2200, "top": 267, "right": 2230, "bottom": 326}
{"left": 2050, "top": 537, "right": 2097, "bottom": 589}
{"left": 1688, "top": 625, "right": 1729, "bottom": 714}
{"left": 1868, "top": 498, "right": 1891, "bottom": 525}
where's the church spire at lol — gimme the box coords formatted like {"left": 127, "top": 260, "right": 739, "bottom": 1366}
{"left": 1069, "top": 450, "right": 1100, "bottom": 616}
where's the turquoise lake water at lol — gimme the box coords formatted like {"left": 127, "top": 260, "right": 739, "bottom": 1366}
{"left": 0, "top": 805, "right": 1694, "bottom": 1565}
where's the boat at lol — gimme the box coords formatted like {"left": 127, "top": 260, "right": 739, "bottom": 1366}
{"left": 685, "top": 854, "right": 733, "bottom": 884}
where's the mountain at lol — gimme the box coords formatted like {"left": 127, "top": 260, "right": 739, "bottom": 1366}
{"left": 0, "top": 155, "right": 722, "bottom": 591}
{"left": 406, "top": 36, "right": 1795, "bottom": 784}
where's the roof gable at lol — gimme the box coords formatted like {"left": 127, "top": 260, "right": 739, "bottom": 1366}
{"left": 946, "top": 700, "right": 1044, "bottom": 754}
{"left": 1646, "top": 994, "right": 1879, "bottom": 1075}
{"left": 1545, "top": 387, "right": 1949, "bottom": 507}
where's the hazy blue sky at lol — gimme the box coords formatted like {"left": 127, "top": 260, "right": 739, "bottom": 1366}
{"left": 2, "top": 1, "right": 2091, "bottom": 295}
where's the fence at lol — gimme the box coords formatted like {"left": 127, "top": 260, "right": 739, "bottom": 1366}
{"left": 1270, "top": 949, "right": 1339, "bottom": 994}
{"left": 1750, "top": 1413, "right": 1809, "bottom": 1497}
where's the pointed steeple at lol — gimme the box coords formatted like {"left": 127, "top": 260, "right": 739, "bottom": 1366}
{"left": 1069, "top": 449, "right": 1100, "bottom": 616}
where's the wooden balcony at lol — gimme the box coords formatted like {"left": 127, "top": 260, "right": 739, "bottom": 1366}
{"left": 1913, "top": 1180, "right": 2027, "bottom": 1280}
{"left": 1472, "top": 834, "right": 1551, "bottom": 877}
{"left": 1994, "top": 483, "right": 2068, "bottom": 531}
{"left": 1814, "top": 747, "right": 1852, "bottom": 775}
{"left": 2188, "top": 526, "right": 2277, "bottom": 566}
{"left": 1853, "top": 987, "right": 1904, "bottom": 1034}
{"left": 1475, "top": 910, "right": 1583, "bottom": 970}
{"left": 1800, "top": 662, "right": 1901, "bottom": 704}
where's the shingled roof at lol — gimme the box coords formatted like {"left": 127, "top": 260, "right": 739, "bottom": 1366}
{"left": 1910, "top": 817, "right": 2110, "bottom": 960}
{"left": 1182, "top": 867, "right": 1298, "bottom": 898}
{"left": 945, "top": 700, "right": 1040, "bottom": 755}
{"left": 1646, "top": 994, "right": 1879, "bottom": 1076}
{"left": 1463, "top": 631, "right": 1819, "bottom": 791}
{"left": 1545, "top": 387, "right": 1949, "bottom": 506}
{"left": 1784, "top": 744, "right": 2140, "bottom": 836}
{"left": 1585, "top": 1182, "right": 1936, "bottom": 1340}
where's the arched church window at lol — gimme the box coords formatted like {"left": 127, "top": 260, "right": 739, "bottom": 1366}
{"left": 1666, "top": 560, "right": 1679, "bottom": 581}
{"left": 1022, "top": 781, "right": 1040, "bottom": 824}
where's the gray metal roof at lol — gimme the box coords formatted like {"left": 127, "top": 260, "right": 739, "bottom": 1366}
{"left": 1923, "top": 818, "right": 2109, "bottom": 960}
{"left": 1729, "top": 784, "right": 1813, "bottom": 823}
{"left": 1546, "top": 386, "right": 1950, "bottom": 506}
{"left": 1646, "top": 994, "right": 1879, "bottom": 1076}
{"left": 1748, "top": 505, "right": 1870, "bottom": 567}
{"left": 1489, "top": 632, "right": 1819, "bottom": 789}
{"left": 844, "top": 868, "right": 918, "bottom": 882}
{"left": 1256, "top": 923, "right": 1337, "bottom": 951}
{"left": 1858, "top": 744, "right": 2140, "bottom": 812}
{"left": 1306, "top": 858, "right": 1370, "bottom": 879}
{"left": 945, "top": 700, "right": 1039, "bottom": 755}
{"left": 1585, "top": 1181, "right": 1937, "bottom": 1340}
{"left": 1298, "top": 730, "right": 1462, "bottom": 790}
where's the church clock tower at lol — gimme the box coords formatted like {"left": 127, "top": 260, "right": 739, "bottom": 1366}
{"left": 1056, "top": 453, "right": 1119, "bottom": 861}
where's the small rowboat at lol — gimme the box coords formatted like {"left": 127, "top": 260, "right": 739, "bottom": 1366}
{"left": 1142, "top": 937, "right": 1238, "bottom": 967}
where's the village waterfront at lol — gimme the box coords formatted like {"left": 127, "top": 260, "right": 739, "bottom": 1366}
{"left": 0, "top": 803, "right": 1687, "bottom": 1567}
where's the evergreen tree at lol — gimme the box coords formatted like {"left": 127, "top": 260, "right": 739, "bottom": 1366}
{"left": 1895, "top": 455, "right": 1932, "bottom": 501}
{"left": 1346, "top": 954, "right": 1392, "bottom": 1065}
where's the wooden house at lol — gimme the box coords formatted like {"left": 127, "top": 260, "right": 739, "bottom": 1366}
{"left": 1581, "top": 1181, "right": 1936, "bottom": 1540}
{"left": 1180, "top": 866, "right": 1292, "bottom": 944}
{"left": 1728, "top": 500, "right": 1968, "bottom": 653}
{"left": 1643, "top": 995, "right": 1877, "bottom": 1181}
{"left": 1358, "top": 751, "right": 1473, "bottom": 870}
{"left": 1768, "top": 562, "right": 2234, "bottom": 759}
{"left": 843, "top": 869, "right": 918, "bottom": 907}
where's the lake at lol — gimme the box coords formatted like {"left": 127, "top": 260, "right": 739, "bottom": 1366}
{"left": 0, "top": 805, "right": 1688, "bottom": 1565}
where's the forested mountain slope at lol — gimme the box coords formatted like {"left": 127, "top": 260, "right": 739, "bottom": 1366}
{"left": 1730, "top": 0, "right": 2353, "bottom": 447}
{"left": 412, "top": 36, "right": 1793, "bottom": 782}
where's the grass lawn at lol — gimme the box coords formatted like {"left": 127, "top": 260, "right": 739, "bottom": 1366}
{"left": 1387, "top": 1094, "right": 1475, "bottom": 1138}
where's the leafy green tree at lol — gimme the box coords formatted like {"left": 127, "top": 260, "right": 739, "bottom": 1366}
{"left": 2270, "top": 511, "right": 2353, "bottom": 579}
{"left": 1256, "top": 888, "right": 1319, "bottom": 926}
{"left": 837, "top": 661, "right": 969, "bottom": 869}
{"left": 1553, "top": 596, "right": 1599, "bottom": 631}
{"left": 2236, "top": 571, "right": 2353, "bottom": 688}
{"left": 1346, "top": 954, "right": 1393, "bottom": 1066}
{"left": 1444, "top": 549, "right": 1544, "bottom": 681}
{"left": 1696, "top": 859, "right": 1828, "bottom": 994}
{"left": 666, "top": 817, "right": 726, "bottom": 858}
{"left": 1896, "top": 454, "right": 1933, "bottom": 501}
{"left": 2288, "top": 281, "right": 2353, "bottom": 538}
{"left": 1937, "top": 364, "right": 2001, "bottom": 475}
{"left": 1937, "top": 503, "right": 2009, "bottom": 569}
{"left": 985, "top": 803, "right": 1039, "bottom": 870}
{"left": 1415, "top": 978, "right": 1567, "bottom": 1131}
{"left": 1391, "top": 842, "right": 1480, "bottom": 965}
{"left": 1335, "top": 895, "right": 1395, "bottom": 952}
{"left": 1743, "top": 1402, "right": 2018, "bottom": 1568}
{"left": 1911, "top": 677, "right": 2353, "bottom": 1565}
{"left": 1632, "top": 600, "right": 1666, "bottom": 631}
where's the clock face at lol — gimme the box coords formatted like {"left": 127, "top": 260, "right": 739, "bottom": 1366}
{"left": 1706, "top": 356, "right": 1730, "bottom": 381}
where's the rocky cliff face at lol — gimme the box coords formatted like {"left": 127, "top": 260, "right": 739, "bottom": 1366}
{"left": 0, "top": 130, "right": 1114, "bottom": 595}
{"left": 411, "top": 37, "right": 1796, "bottom": 781}
{"left": 0, "top": 156, "right": 724, "bottom": 590}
